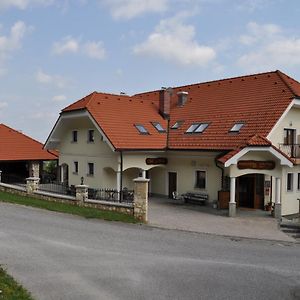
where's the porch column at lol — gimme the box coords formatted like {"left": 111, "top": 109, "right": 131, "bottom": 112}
{"left": 0, "top": 170, "right": 2, "bottom": 182}
{"left": 60, "top": 165, "right": 64, "bottom": 183}
{"left": 117, "top": 170, "right": 121, "bottom": 201}
{"left": 229, "top": 177, "right": 236, "bottom": 217}
{"left": 141, "top": 169, "right": 146, "bottom": 179}
{"left": 274, "top": 177, "right": 281, "bottom": 219}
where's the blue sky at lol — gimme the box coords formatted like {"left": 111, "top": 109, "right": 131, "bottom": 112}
{"left": 0, "top": 0, "right": 300, "bottom": 142}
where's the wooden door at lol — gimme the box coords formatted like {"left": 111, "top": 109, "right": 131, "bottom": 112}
{"left": 168, "top": 172, "right": 177, "bottom": 198}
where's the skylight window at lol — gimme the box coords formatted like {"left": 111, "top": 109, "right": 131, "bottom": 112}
{"left": 171, "top": 121, "right": 184, "bottom": 129}
{"left": 194, "top": 123, "right": 209, "bottom": 133}
{"left": 186, "top": 123, "right": 209, "bottom": 134}
{"left": 230, "top": 122, "right": 244, "bottom": 133}
{"left": 135, "top": 124, "right": 149, "bottom": 134}
{"left": 152, "top": 122, "right": 166, "bottom": 133}
{"left": 186, "top": 123, "right": 200, "bottom": 133}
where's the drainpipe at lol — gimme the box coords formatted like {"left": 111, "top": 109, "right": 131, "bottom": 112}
{"left": 215, "top": 158, "right": 224, "bottom": 190}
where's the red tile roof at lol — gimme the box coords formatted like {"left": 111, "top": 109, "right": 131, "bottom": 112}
{"left": 217, "top": 134, "right": 294, "bottom": 165}
{"left": 61, "top": 70, "right": 300, "bottom": 151}
{"left": 0, "top": 124, "right": 58, "bottom": 161}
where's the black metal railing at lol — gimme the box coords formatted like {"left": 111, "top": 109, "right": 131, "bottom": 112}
{"left": 38, "top": 181, "right": 76, "bottom": 197}
{"left": 1, "top": 174, "right": 26, "bottom": 187}
{"left": 279, "top": 144, "right": 300, "bottom": 158}
{"left": 88, "top": 188, "right": 134, "bottom": 203}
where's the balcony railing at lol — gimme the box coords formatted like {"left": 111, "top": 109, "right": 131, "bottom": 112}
{"left": 279, "top": 144, "right": 300, "bottom": 158}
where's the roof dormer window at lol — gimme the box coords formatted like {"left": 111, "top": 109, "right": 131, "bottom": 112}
{"left": 230, "top": 122, "right": 244, "bottom": 133}
{"left": 151, "top": 122, "right": 166, "bottom": 133}
{"left": 135, "top": 124, "right": 149, "bottom": 134}
{"left": 186, "top": 123, "right": 209, "bottom": 134}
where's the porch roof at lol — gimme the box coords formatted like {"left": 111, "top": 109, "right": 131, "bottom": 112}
{"left": 0, "top": 124, "right": 58, "bottom": 161}
{"left": 217, "top": 135, "right": 294, "bottom": 168}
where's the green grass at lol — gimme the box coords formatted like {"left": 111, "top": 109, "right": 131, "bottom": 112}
{"left": 0, "top": 267, "right": 34, "bottom": 300}
{"left": 0, "top": 191, "right": 137, "bottom": 223}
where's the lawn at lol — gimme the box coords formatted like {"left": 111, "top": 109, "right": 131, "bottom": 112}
{"left": 0, "top": 191, "right": 137, "bottom": 223}
{"left": 0, "top": 267, "right": 34, "bottom": 300}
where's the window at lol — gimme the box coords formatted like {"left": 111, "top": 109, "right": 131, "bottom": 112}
{"left": 230, "top": 122, "right": 244, "bottom": 133}
{"left": 284, "top": 129, "right": 295, "bottom": 145}
{"left": 195, "top": 170, "right": 206, "bottom": 189}
{"left": 194, "top": 123, "right": 209, "bottom": 133}
{"left": 73, "top": 161, "right": 78, "bottom": 174}
{"left": 134, "top": 124, "right": 149, "bottom": 134}
{"left": 287, "top": 173, "right": 293, "bottom": 191}
{"left": 151, "top": 122, "right": 166, "bottom": 133}
{"left": 298, "top": 173, "right": 300, "bottom": 190}
{"left": 87, "top": 163, "right": 94, "bottom": 176}
{"left": 171, "top": 121, "right": 184, "bottom": 129}
{"left": 88, "top": 129, "right": 95, "bottom": 143}
{"left": 186, "top": 123, "right": 209, "bottom": 134}
{"left": 72, "top": 130, "right": 78, "bottom": 142}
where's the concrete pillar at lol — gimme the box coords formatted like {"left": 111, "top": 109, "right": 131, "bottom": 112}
{"left": 133, "top": 177, "right": 149, "bottom": 222}
{"left": 116, "top": 171, "right": 121, "bottom": 201}
{"left": 141, "top": 170, "right": 146, "bottom": 179}
{"left": 75, "top": 185, "right": 88, "bottom": 203}
{"left": 60, "top": 165, "right": 64, "bottom": 183}
{"left": 274, "top": 177, "right": 281, "bottom": 219}
{"left": 229, "top": 177, "right": 236, "bottom": 217}
{"left": 26, "top": 177, "right": 40, "bottom": 194}
{"left": 29, "top": 161, "right": 40, "bottom": 178}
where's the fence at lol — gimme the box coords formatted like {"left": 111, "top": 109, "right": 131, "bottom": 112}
{"left": 38, "top": 181, "right": 76, "bottom": 197}
{"left": 1, "top": 174, "right": 26, "bottom": 187}
{"left": 88, "top": 188, "right": 134, "bottom": 203}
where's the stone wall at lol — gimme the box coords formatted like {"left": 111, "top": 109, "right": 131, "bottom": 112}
{"left": 0, "top": 183, "right": 134, "bottom": 217}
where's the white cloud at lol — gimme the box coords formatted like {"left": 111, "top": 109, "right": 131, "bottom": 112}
{"left": 36, "top": 69, "right": 67, "bottom": 88}
{"left": 237, "top": 22, "right": 300, "bottom": 71}
{"left": 0, "top": 0, "right": 53, "bottom": 10}
{"left": 100, "top": 0, "right": 168, "bottom": 19}
{"left": 133, "top": 15, "right": 216, "bottom": 66}
{"left": 236, "top": 0, "right": 271, "bottom": 12}
{"left": 53, "top": 36, "right": 106, "bottom": 60}
{"left": 52, "top": 94, "right": 67, "bottom": 102}
{"left": 52, "top": 36, "right": 79, "bottom": 55}
{"left": 83, "top": 41, "right": 106, "bottom": 60}
{"left": 0, "top": 101, "right": 8, "bottom": 109}
{"left": 0, "top": 21, "right": 30, "bottom": 74}
{"left": 239, "top": 22, "right": 281, "bottom": 45}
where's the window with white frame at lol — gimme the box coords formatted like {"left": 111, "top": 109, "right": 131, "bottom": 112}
{"left": 72, "top": 130, "right": 78, "bottom": 142}
{"left": 88, "top": 129, "right": 95, "bottom": 143}
{"left": 287, "top": 173, "right": 293, "bottom": 191}
{"left": 195, "top": 170, "right": 206, "bottom": 189}
{"left": 73, "top": 161, "right": 78, "bottom": 174}
{"left": 87, "top": 163, "right": 94, "bottom": 176}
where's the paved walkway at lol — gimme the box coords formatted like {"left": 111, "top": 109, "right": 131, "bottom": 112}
{"left": 148, "top": 197, "right": 295, "bottom": 242}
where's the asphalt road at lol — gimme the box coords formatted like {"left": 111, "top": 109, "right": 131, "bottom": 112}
{"left": 0, "top": 203, "right": 300, "bottom": 300}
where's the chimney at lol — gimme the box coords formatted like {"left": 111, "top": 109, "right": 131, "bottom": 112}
{"left": 177, "top": 91, "right": 188, "bottom": 106}
{"left": 159, "top": 87, "right": 172, "bottom": 119}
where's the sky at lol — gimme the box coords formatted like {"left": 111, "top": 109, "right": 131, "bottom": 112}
{"left": 0, "top": 0, "right": 300, "bottom": 142}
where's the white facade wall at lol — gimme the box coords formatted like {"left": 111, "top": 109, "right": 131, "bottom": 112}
{"left": 281, "top": 165, "right": 300, "bottom": 216}
{"left": 57, "top": 117, "right": 119, "bottom": 189}
{"left": 268, "top": 107, "right": 300, "bottom": 148}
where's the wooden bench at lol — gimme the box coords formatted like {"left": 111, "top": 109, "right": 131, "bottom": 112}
{"left": 183, "top": 192, "right": 208, "bottom": 205}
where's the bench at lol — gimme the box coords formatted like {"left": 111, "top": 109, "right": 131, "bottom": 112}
{"left": 183, "top": 192, "right": 208, "bottom": 205}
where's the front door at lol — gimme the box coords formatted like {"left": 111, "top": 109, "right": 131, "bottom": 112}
{"left": 237, "top": 174, "right": 264, "bottom": 209}
{"left": 168, "top": 172, "right": 177, "bottom": 198}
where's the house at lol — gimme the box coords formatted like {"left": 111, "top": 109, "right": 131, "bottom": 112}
{"left": 0, "top": 123, "right": 58, "bottom": 183}
{"left": 44, "top": 70, "right": 300, "bottom": 217}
